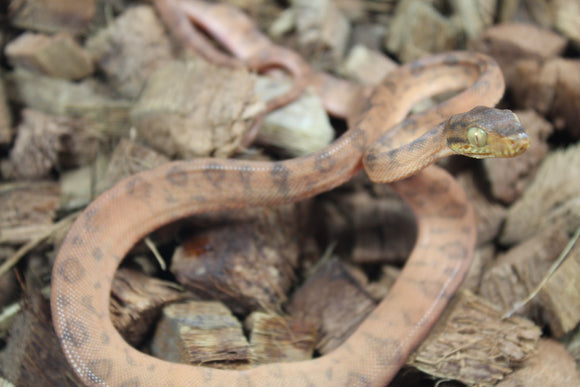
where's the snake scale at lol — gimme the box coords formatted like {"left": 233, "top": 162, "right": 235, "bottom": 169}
{"left": 50, "top": 2, "right": 530, "bottom": 385}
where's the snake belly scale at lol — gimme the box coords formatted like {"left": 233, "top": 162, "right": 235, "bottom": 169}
{"left": 51, "top": 52, "right": 529, "bottom": 386}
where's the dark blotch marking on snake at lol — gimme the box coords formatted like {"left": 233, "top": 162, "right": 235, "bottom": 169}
{"left": 92, "top": 247, "right": 104, "bottom": 261}
{"left": 345, "top": 372, "right": 371, "bottom": 387}
{"left": 238, "top": 165, "right": 254, "bottom": 192}
{"left": 439, "top": 202, "right": 468, "bottom": 219}
{"left": 87, "top": 359, "right": 113, "bottom": 382}
{"left": 166, "top": 165, "right": 188, "bottom": 186}
{"left": 126, "top": 176, "right": 152, "bottom": 200}
{"left": 271, "top": 163, "right": 291, "bottom": 196}
{"left": 438, "top": 241, "right": 468, "bottom": 260}
{"left": 413, "top": 278, "right": 448, "bottom": 298}
{"left": 81, "top": 295, "right": 104, "bottom": 319}
{"left": 204, "top": 163, "right": 226, "bottom": 189}
{"left": 406, "top": 135, "right": 429, "bottom": 152}
{"left": 315, "top": 152, "right": 337, "bottom": 173}
{"left": 62, "top": 318, "right": 89, "bottom": 347}
{"left": 363, "top": 333, "right": 404, "bottom": 366}
{"left": 443, "top": 53, "right": 461, "bottom": 67}
{"left": 58, "top": 257, "right": 85, "bottom": 284}
{"left": 382, "top": 79, "right": 397, "bottom": 94}
{"left": 267, "top": 364, "right": 283, "bottom": 378}
{"left": 119, "top": 377, "right": 141, "bottom": 387}
{"left": 348, "top": 128, "right": 367, "bottom": 151}
{"left": 83, "top": 207, "right": 99, "bottom": 233}
{"left": 57, "top": 294, "right": 71, "bottom": 308}
{"left": 70, "top": 234, "right": 83, "bottom": 246}
{"left": 124, "top": 347, "right": 137, "bottom": 366}
{"left": 409, "top": 61, "right": 426, "bottom": 76}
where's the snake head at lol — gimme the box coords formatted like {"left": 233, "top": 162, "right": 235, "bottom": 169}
{"left": 446, "top": 106, "right": 530, "bottom": 158}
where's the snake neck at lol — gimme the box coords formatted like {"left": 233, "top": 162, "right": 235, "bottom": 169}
{"left": 363, "top": 123, "right": 452, "bottom": 183}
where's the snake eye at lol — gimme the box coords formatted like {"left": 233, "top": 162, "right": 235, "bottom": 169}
{"left": 467, "top": 126, "right": 487, "bottom": 147}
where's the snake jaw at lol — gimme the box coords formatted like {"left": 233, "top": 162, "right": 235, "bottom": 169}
{"left": 446, "top": 106, "right": 530, "bottom": 159}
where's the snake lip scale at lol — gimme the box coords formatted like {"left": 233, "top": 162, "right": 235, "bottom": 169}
{"left": 51, "top": 48, "right": 529, "bottom": 386}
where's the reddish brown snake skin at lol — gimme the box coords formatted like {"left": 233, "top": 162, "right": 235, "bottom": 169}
{"left": 50, "top": 3, "right": 530, "bottom": 386}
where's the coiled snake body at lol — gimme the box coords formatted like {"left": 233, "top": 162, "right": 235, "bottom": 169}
{"left": 51, "top": 51, "right": 529, "bottom": 386}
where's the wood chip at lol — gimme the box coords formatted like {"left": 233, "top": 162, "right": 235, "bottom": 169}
{"left": 292, "top": 0, "right": 351, "bottom": 70}
{"left": 468, "top": 22, "right": 567, "bottom": 84}
{"left": 0, "top": 247, "right": 18, "bottom": 308}
{"left": 110, "top": 269, "right": 189, "bottom": 346}
{"left": 5, "top": 109, "right": 99, "bottom": 179}
{"left": 510, "top": 58, "right": 580, "bottom": 136}
{"left": 0, "top": 76, "right": 12, "bottom": 145}
{"left": 5, "top": 69, "right": 131, "bottom": 137}
{"left": 496, "top": 339, "right": 580, "bottom": 386}
{"left": 287, "top": 257, "right": 376, "bottom": 354}
{"left": 456, "top": 171, "right": 506, "bottom": 245}
{"left": 255, "top": 77, "right": 334, "bottom": 157}
{"left": 539, "top": 234, "right": 580, "bottom": 337}
{"left": 130, "top": 59, "right": 262, "bottom": 158}
{"left": 5, "top": 32, "right": 94, "bottom": 80}
{"left": 151, "top": 300, "right": 250, "bottom": 368}
{"left": 386, "top": 0, "right": 457, "bottom": 63}
{"left": 483, "top": 110, "right": 554, "bottom": 204}
{"left": 408, "top": 290, "right": 541, "bottom": 386}
{"left": 321, "top": 189, "right": 415, "bottom": 265}
{"left": 451, "top": 0, "right": 497, "bottom": 39}
{"left": 171, "top": 204, "right": 306, "bottom": 315}
{"left": 501, "top": 142, "right": 580, "bottom": 244}
{"left": 480, "top": 224, "right": 570, "bottom": 318}
{"left": 8, "top": 0, "right": 95, "bottom": 35}
{"left": 85, "top": 5, "right": 175, "bottom": 99}
{"left": 339, "top": 44, "right": 397, "bottom": 86}
{"left": 0, "top": 291, "right": 81, "bottom": 386}
{"left": 96, "top": 139, "right": 170, "bottom": 194}
{"left": 525, "top": 0, "right": 580, "bottom": 50}
{"left": 246, "top": 311, "right": 317, "bottom": 364}
{"left": 0, "top": 181, "right": 60, "bottom": 244}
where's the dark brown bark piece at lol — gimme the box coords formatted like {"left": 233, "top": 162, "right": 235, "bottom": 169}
{"left": 0, "top": 292, "right": 82, "bottom": 386}
{"left": 110, "top": 269, "right": 190, "bottom": 346}
{"left": 501, "top": 142, "right": 580, "bottom": 245}
{"left": 320, "top": 189, "right": 416, "bottom": 265}
{"left": 151, "top": 300, "right": 251, "bottom": 368}
{"left": 480, "top": 224, "right": 570, "bottom": 319}
{"left": 456, "top": 172, "right": 506, "bottom": 245}
{"left": 408, "top": 290, "right": 541, "bottom": 386}
{"left": 172, "top": 204, "right": 307, "bottom": 315}
{"left": 0, "top": 181, "right": 60, "bottom": 244}
{"left": 0, "top": 76, "right": 11, "bottom": 145}
{"left": 5, "top": 109, "right": 99, "bottom": 179}
{"left": 287, "top": 257, "right": 376, "bottom": 354}
{"left": 539, "top": 235, "right": 580, "bottom": 338}
{"left": 0, "top": 247, "right": 19, "bottom": 308}
{"left": 246, "top": 311, "right": 317, "bottom": 364}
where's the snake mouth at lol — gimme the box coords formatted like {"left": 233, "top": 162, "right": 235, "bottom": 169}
{"left": 503, "top": 131, "right": 531, "bottom": 157}
{"left": 450, "top": 131, "right": 530, "bottom": 159}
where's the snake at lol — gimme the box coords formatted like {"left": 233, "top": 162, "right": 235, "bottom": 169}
{"left": 50, "top": 3, "right": 530, "bottom": 386}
